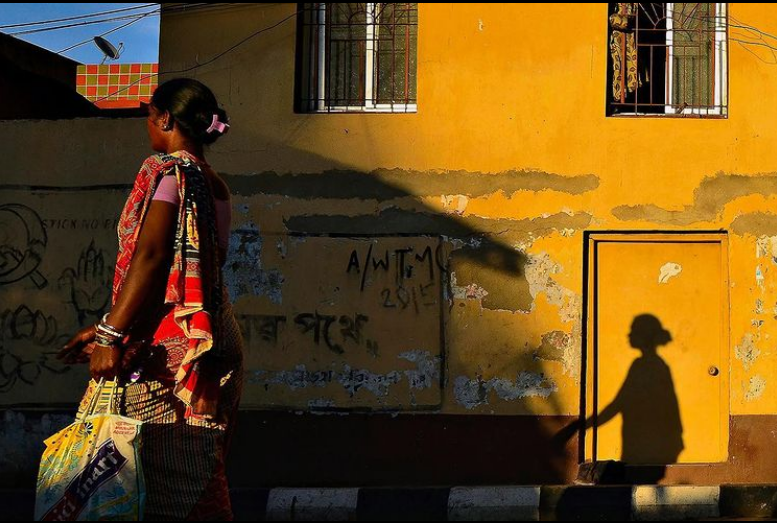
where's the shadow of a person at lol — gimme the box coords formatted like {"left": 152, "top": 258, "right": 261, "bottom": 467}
{"left": 555, "top": 314, "right": 683, "bottom": 484}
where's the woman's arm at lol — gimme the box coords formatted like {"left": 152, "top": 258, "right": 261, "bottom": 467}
{"left": 552, "top": 390, "right": 624, "bottom": 448}
{"left": 88, "top": 199, "right": 178, "bottom": 380}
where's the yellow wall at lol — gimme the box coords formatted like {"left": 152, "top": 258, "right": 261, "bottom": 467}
{"left": 159, "top": 3, "right": 777, "bottom": 417}
{"left": 4, "top": 3, "right": 777, "bottom": 420}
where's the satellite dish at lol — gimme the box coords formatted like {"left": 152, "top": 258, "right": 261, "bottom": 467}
{"left": 93, "top": 36, "right": 124, "bottom": 64}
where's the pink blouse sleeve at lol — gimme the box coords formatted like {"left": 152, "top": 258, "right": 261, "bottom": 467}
{"left": 151, "top": 174, "right": 180, "bottom": 205}
{"left": 153, "top": 174, "right": 230, "bottom": 249}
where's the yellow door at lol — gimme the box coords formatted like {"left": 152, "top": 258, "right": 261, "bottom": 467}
{"left": 586, "top": 234, "right": 729, "bottom": 464}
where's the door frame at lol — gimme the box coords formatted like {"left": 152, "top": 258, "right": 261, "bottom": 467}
{"left": 581, "top": 231, "right": 730, "bottom": 464}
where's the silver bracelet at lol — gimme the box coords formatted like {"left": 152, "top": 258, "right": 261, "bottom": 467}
{"left": 94, "top": 333, "right": 119, "bottom": 347}
{"left": 98, "top": 313, "right": 126, "bottom": 339}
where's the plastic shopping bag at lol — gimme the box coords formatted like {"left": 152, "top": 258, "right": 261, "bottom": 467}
{"left": 34, "top": 378, "right": 145, "bottom": 521}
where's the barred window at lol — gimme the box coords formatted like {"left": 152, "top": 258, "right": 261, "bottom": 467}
{"left": 296, "top": 3, "right": 418, "bottom": 113}
{"left": 606, "top": 3, "right": 728, "bottom": 117}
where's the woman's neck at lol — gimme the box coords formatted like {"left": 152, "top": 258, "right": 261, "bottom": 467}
{"left": 166, "top": 137, "right": 205, "bottom": 163}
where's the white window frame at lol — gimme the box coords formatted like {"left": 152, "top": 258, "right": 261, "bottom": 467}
{"left": 313, "top": 2, "right": 417, "bottom": 113}
{"left": 665, "top": 2, "right": 727, "bottom": 116}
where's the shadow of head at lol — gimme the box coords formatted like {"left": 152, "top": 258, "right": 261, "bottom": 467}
{"left": 628, "top": 314, "right": 672, "bottom": 352}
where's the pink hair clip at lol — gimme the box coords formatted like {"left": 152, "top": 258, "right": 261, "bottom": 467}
{"left": 206, "top": 114, "right": 229, "bottom": 134}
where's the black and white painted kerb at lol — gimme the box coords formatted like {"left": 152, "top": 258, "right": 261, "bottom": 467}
{"left": 227, "top": 484, "right": 771, "bottom": 521}
{"left": 3, "top": 484, "right": 772, "bottom": 521}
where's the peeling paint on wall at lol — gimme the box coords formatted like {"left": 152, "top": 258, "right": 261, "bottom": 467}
{"left": 735, "top": 333, "right": 761, "bottom": 371}
{"left": 441, "top": 194, "right": 469, "bottom": 215}
{"left": 398, "top": 350, "right": 440, "bottom": 390}
{"left": 533, "top": 331, "right": 568, "bottom": 363}
{"left": 449, "top": 237, "right": 483, "bottom": 250}
{"left": 745, "top": 375, "right": 767, "bottom": 401}
{"left": 285, "top": 208, "right": 593, "bottom": 238}
{"left": 522, "top": 252, "right": 583, "bottom": 380}
{"left": 533, "top": 330, "right": 579, "bottom": 378}
{"left": 448, "top": 243, "right": 583, "bottom": 379}
{"left": 450, "top": 271, "right": 489, "bottom": 301}
{"left": 612, "top": 172, "right": 777, "bottom": 225}
{"left": 453, "top": 372, "right": 557, "bottom": 410}
{"left": 559, "top": 293, "right": 582, "bottom": 325}
{"left": 567, "top": 324, "right": 583, "bottom": 381}
{"left": 250, "top": 365, "right": 399, "bottom": 396}
{"left": 755, "top": 235, "right": 777, "bottom": 262}
{"left": 224, "top": 221, "right": 284, "bottom": 303}
{"left": 525, "top": 252, "right": 580, "bottom": 318}
{"left": 224, "top": 169, "right": 600, "bottom": 200}
{"left": 398, "top": 350, "right": 441, "bottom": 406}
{"left": 658, "top": 262, "right": 683, "bottom": 284}
{"left": 248, "top": 350, "right": 441, "bottom": 406}
{"left": 733, "top": 214, "right": 777, "bottom": 237}
{"left": 448, "top": 242, "right": 528, "bottom": 311}
{"left": 524, "top": 252, "right": 562, "bottom": 307}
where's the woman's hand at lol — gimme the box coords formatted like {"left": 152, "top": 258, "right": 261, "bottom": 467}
{"left": 89, "top": 344, "right": 123, "bottom": 381}
{"left": 57, "top": 325, "right": 97, "bottom": 364}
